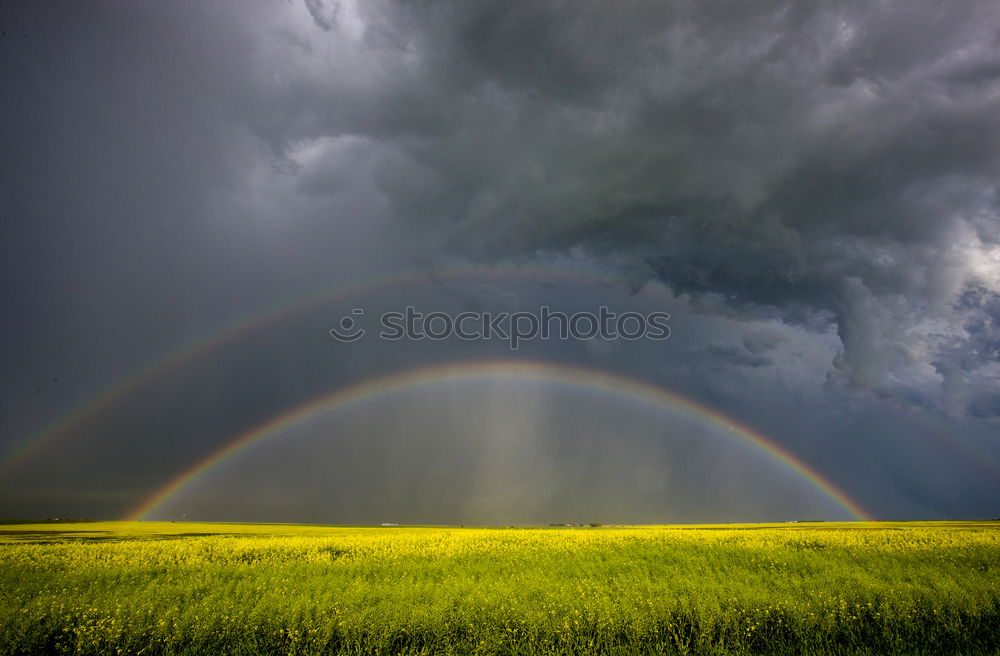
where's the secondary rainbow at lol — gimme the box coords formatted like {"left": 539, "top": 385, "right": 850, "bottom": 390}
{"left": 0, "top": 260, "right": 645, "bottom": 480}
{"left": 128, "top": 360, "right": 874, "bottom": 521}
{"left": 9, "top": 259, "right": 988, "bottom": 488}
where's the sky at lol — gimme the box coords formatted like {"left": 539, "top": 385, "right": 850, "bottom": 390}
{"left": 1, "top": 0, "right": 998, "bottom": 524}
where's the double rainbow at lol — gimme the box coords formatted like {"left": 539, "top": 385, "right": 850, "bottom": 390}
{"left": 128, "top": 360, "right": 874, "bottom": 522}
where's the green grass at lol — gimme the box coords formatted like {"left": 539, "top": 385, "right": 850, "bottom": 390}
{"left": 1, "top": 521, "right": 998, "bottom": 654}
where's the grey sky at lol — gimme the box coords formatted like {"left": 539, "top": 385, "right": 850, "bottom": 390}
{"left": 1, "top": 0, "right": 998, "bottom": 523}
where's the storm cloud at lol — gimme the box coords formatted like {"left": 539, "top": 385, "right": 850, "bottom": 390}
{"left": 247, "top": 0, "right": 1000, "bottom": 411}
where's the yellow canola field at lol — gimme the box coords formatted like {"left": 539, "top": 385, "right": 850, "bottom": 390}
{"left": 1, "top": 521, "right": 998, "bottom": 655}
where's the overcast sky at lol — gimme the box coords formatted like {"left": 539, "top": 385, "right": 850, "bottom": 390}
{"left": 2, "top": 0, "right": 998, "bottom": 523}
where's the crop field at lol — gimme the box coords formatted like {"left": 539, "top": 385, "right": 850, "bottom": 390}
{"left": 0, "top": 521, "right": 998, "bottom": 655}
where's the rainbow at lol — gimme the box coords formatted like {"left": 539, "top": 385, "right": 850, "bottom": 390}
{"left": 127, "top": 360, "right": 875, "bottom": 522}
{"left": 6, "top": 259, "right": 993, "bottom": 487}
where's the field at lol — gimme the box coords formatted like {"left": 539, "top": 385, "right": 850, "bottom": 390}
{"left": 1, "top": 521, "right": 998, "bottom": 655}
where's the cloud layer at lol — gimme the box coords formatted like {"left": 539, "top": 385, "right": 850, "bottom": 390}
{"left": 247, "top": 0, "right": 1000, "bottom": 414}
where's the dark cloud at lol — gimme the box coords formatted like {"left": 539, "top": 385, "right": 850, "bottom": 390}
{"left": 931, "top": 286, "right": 1000, "bottom": 417}
{"left": 303, "top": 0, "right": 338, "bottom": 32}
{"left": 696, "top": 342, "right": 773, "bottom": 370}
{"left": 239, "top": 0, "right": 1000, "bottom": 413}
